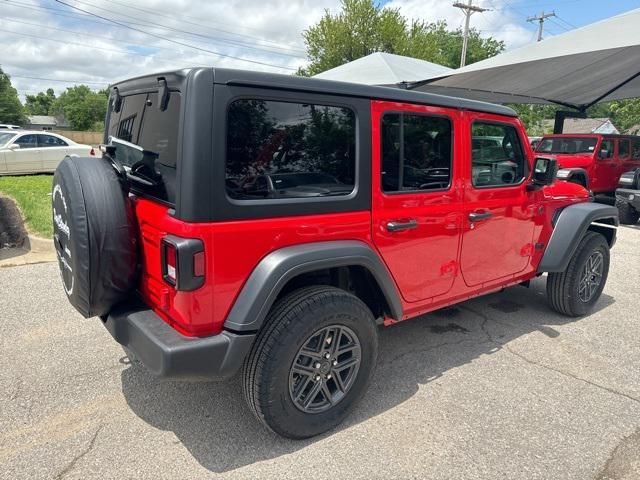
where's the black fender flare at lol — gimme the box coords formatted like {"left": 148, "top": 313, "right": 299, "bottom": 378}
{"left": 538, "top": 202, "right": 618, "bottom": 273}
{"left": 557, "top": 167, "right": 589, "bottom": 186}
{"left": 223, "top": 240, "right": 403, "bottom": 332}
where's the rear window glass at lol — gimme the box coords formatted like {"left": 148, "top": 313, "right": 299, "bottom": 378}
{"left": 107, "top": 91, "right": 181, "bottom": 204}
{"left": 226, "top": 99, "right": 356, "bottom": 200}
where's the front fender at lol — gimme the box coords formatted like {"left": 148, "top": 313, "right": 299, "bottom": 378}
{"left": 556, "top": 167, "right": 589, "bottom": 185}
{"left": 538, "top": 202, "right": 618, "bottom": 273}
{"left": 223, "top": 240, "right": 403, "bottom": 332}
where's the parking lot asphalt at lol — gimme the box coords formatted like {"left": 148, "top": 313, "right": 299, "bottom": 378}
{"left": 1, "top": 225, "right": 639, "bottom": 480}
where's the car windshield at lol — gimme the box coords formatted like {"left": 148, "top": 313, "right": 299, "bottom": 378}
{"left": 0, "top": 132, "right": 17, "bottom": 147}
{"left": 270, "top": 173, "right": 339, "bottom": 190}
{"left": 536, "top": 137, "right": 598, "bottom": 154}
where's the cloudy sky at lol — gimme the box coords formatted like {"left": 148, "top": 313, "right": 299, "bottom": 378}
{"left": 1, "top": 0, "right": 639, "bottom": 99}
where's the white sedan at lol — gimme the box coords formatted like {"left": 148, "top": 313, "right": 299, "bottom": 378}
{"left": 0, "top": 130, "right": 95, "bottom": 175}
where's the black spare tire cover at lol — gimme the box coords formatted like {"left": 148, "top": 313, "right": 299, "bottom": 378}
{"left": 52, "top": 156, "right": 137, "bottom": 318}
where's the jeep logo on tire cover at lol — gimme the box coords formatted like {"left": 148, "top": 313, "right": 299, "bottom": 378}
{"left": 52, "top": 183, "right": 74, "bottom": 296}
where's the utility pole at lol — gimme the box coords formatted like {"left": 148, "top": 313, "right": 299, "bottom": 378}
{"left": 453, "top": 0, "right": 489, "bottom": 67}
{"left": 527, "top": 11, "right": 556, "bottom": 42}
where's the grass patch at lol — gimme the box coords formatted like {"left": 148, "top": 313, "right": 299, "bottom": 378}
{"left": 0, "top": 175, "right": 53, "bottom": 238}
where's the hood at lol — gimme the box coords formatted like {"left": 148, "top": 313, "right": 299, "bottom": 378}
{"left": 545, "top": 153, "right": 593, "bottom": 169}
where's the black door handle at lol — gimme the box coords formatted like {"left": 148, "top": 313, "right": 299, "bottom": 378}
{"left": 386, "top": 219, "right": 418, "bottom": 232}
{"left": 468, "top": 211, "right": 493, "bottom": 222}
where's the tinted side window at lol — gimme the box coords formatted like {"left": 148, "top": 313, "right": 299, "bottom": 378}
{"left": 381, "top": 113, "right": 452, "bottom": 193}
{"left": 15, "top": 135, "right": 38, "bottom": 149}
{"left": 38, "top": 135, "right": 67, "bottom": 147}
{"left": 633, "top": 139, "right": 640, "bottom": 160}
{"left": 599, "top": 139, "right": 614, "bottom": 159}
{"left": 618, "top": 139, "right": 630, "bottom": 159}
{"left": 226, "top": 99, "right": 356, "bottom": 200}
{"left": 471, "top": 122, "right": 526, "bottom": 187}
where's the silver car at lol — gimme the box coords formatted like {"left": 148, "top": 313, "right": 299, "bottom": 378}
{"left": 0, "top": 131, "right": 95, "bottom": 175}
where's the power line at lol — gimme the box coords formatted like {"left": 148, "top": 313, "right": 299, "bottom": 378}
{"left": 1, "top": 16, "right": 267, "bottom": 61}
{"left": 4, "top": 0, "right": 306, "bottom": 55}
{"left": 53, "top": 0, "right": 297, "bottom": 71}
{"left": 1, "top": 0, "right": 304, "bottom": 59}
{"left": 98, "top": 0, "right": 306, "bottom": 54}
{"left": 555, "top": 15, "right": 577, "bottom": 29}
{"left": 546, "top": 17, "right": 571, "bottom": 33}
{"left": 58, "top": 0, "right": 305, "bottom": 57}
{"left": 0, "top": 26, "right": 195, "bottom": 64}
{"left": 9, "top": 75, "right": 108, "bottom": 86}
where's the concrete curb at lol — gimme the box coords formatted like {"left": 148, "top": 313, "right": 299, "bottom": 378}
{"left": 23, "top": 234, "right": 55, "bottom": 254}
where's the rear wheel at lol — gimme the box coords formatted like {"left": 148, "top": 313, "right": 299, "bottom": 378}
{"left": 615, "top": 198, "right": 640, "bottom": 225}
{"left": 547, "top": 231, "right": 610, "bottom": 316}
{"left": 242, "top": 286, "right": 378, "bottom": 439}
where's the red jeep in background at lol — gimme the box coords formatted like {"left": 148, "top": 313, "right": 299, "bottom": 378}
{"left": 52, "top": 68, "right": 618, "bottom": 439}
{"left": 535, "top": 134, "right": 640, "bottom": 196}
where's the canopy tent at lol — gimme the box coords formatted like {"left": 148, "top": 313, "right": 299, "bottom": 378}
{"left": 313, "top": 52, "right": 452, "bottom": 87}
{"left": 411, "top": 8, "right": 640, "bottom": 116}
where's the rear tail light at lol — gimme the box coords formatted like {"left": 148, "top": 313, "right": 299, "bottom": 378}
{"left": 161, "top": 236, "right": 205, "bottom": 291}
{"left": 164, "top": 242, "right": 177, "bottom": 285}
{"left": 90, "top": 148, "right": 96, "bottom": 156}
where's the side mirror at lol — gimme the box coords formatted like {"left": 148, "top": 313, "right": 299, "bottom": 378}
{"left": 527, "top": 157, "right": 558, "bottom": 190}
{"left": 8, "top": 144, "right": 20, "bottom": 150}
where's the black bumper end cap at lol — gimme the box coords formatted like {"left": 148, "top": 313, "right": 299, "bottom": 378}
{"left": 103, "top": 303, "right": 255, "bottom": 381}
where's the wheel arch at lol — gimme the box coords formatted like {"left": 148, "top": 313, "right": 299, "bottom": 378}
{"left": 223, "top": 241, "right": 403, "bottom": 333}
{"left": 538, "top": 202, "right": 618, "bottom": 273}
{"left": 558, "top": 167, "right": 589, "bottom": 187}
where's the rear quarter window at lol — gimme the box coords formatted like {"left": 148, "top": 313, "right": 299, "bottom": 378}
{"left": 225, "top": 99, "right": 356, "bottom": 201}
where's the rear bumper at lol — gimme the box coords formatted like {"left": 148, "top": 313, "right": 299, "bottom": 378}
{"left": 103, "top": 303, "right": 256, "bottom": 381}
{"left": 616, "top": 188, "right": 640, "bottom": 210}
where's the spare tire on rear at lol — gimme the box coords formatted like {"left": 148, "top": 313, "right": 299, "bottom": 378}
{"left": 52, "top": 155, "right": 138, "bottom": 318}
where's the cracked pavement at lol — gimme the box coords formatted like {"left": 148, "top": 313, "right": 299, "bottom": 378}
{"left": 1, "top": 226, "right": 639, "bottom": 479}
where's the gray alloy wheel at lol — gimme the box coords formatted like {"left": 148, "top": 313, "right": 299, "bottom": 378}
{"left": 288, "top": 324, "right": 361, "bottom": 414}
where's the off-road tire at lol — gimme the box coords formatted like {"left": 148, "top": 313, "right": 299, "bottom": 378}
{"left": 242, "top": 286, "right": 378, "bottom": 439}
{"left": 547, "top": 231, "right": 610, "bottom": 317}
{"left": 615, "top": 198, "right": 640, "bottom": 225}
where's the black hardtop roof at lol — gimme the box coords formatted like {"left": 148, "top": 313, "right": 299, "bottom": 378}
{"left": 111, "top": 67, "right": 517, "bottom": 118}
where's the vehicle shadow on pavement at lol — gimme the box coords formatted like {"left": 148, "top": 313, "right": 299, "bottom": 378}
{"left": 119, "top": 276, "right": 614, "bottom": 473}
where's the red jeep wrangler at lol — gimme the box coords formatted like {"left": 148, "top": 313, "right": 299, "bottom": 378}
{"left": 535, "top": 133, "right": 640, "bottom": 196}
{"left": 52, "top": 68, "right": 618, "bottom": 439}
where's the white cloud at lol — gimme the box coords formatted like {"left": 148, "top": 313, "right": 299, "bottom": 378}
{"left": 1, "top": 0, "right": 539, "bottom": 100}
{"left": 1, "top": 0, "right": 338, "bottom": 98}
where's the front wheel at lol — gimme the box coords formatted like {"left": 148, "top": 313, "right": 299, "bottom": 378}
{"left": 615, "top": 198, "right": 640, "bottom": 225}
{"left": 547, "top": 231, "right": 610, "bottom": 316}
{"left": 242, "top": 286, "right": 378, "bottom": 439}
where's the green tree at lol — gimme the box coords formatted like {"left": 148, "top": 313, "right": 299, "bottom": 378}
{"left": 298, "top": 0, "right": 505, "bottom": 76}
{"left": 51, "top": 85, "right": 108, "bottom": 131}
{"left": 608, "top": 99, "right": 640, "bottom": 133}
{"left": 24, "top": 88, "right": 57, "bottom": 116}
{"left": 0, "top": 67, "right": 26, "bottom": 125}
